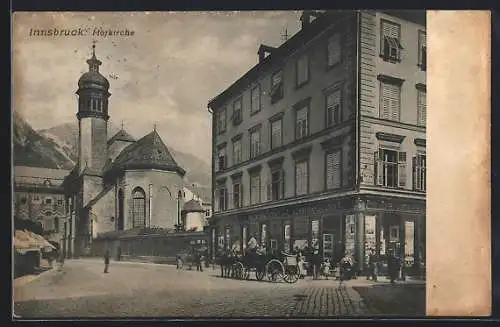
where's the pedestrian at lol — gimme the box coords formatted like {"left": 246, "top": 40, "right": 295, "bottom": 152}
{"left": 196, "top": 251, "right": 203, "bottom": 272}
{"left": 104, "top": 249, "right": 110, "bottom": 273}
{"left": 368, "top": 250, "right": 378, "bottom": 282}
{"left": 176, "top": 254, "right": 183, "bottom": 269}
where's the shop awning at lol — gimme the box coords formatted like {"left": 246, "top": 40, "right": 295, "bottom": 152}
{"left": 13, "top": 229, "right": 56, "bottom": 254}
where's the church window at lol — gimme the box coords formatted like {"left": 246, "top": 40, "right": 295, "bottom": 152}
{"left": 132, "top": 187, "right": 146, "bottom": 228}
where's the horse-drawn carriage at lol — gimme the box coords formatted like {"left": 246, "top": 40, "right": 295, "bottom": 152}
{"left": 219, "top": 250, "right": 301, "bottom": 284}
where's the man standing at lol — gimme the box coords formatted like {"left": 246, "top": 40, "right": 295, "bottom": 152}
{"left": 104, "top": 249, "right": 110, "bottom": 273}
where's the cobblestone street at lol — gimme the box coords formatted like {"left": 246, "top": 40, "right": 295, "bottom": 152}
{"left": 13, "top": 259, "right": 424, "bottom": 318}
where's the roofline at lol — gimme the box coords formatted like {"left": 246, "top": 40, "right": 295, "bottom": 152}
{"left": 207, "top": 9, "right": 425, "bottom": 111}
{"left": 207, "top": 10, "right": 351, "bottom": 110}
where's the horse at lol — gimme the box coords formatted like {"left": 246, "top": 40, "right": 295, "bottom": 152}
{"left": 216, "top": 250, "right": 239, "bottom": 278}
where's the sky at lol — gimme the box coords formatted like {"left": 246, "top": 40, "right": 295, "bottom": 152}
{"left": 12, "top": 11, "right": 301, "bottom": 164}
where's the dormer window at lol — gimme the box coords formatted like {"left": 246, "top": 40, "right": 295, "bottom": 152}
{"left": 380, "top": 20, "right": 402, "bottom": 63}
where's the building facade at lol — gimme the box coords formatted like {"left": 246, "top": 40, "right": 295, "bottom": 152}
{"left": 13, "top": 166, "right": 69, "bottom": 246}
{"left": 207, "top": 10, "right": 426, "bottom": 275}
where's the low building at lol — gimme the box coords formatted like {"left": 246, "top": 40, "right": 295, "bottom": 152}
{"left": 13, "top": 165, "right": 69, "bottom": 246}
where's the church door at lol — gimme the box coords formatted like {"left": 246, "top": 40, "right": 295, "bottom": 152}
{"left": 118, "top": 189, "right": 124, "bottom": 231}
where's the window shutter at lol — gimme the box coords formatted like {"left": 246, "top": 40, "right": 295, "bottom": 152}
{"left": 418, "top": 91, "right": 427, "bottom": 126}
{"left": 326, "top": 151, "right": 341, "bottom": 189}
{"left": 239, "top": 184, "right": 243, "bottom": 207}
{"left": 412, "top": 156, "right": 417, "bottom": 191}
{"left": 383, "top": 21, "right": 399, "bottom": 39}
{"left": 375, "top": 151, "right": 384, "bottom": 186}
{"left": 398, "top": 151, "right": 407, "bottom": 187}
{"left": 266, "top": 182, "right": 271, "bottom": 201}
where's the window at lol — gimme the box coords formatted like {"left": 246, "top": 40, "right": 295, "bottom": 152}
{"left": 57, "top": 199, "right": 63, "bottom": 206}
{"left": 413, "top": 153, "right": 426, "bottom": 191}
{"left": 132, "top": 187, "right": 146, "bottom": 228}
{"left": 417, "top": 90, "right": 426, "bottom": 127}
{"left": 250, "top": 173, "right": 261, "bottom": 205}
{"left": 270, "top": 70, "right": 283, "bottom": 103}
{"left": 260, "top": 223, "right": 268, "bottom": 246}
{"left": 33, "top": 195, "right": 41, "bottom": 203}
{"left": 251, "top": 85, "right": 261, "bottom": 114}
{"left": 375, "top": 149, "right": 407, "bottom": 188}
{"left": 205, "top": 209, "right": 211, "bottom": 217}
{"left": 327, "top": 33, "right": 342, "bottom": 67}
{"left": 250, "top": 129, "right": 261, "bottom": 159}
{"left": 380, "top": 20, "right": 402, "bottom": 62}
{"left": 216, "top": 108, "right": 227, "bottom": 134}
{"left": 326, "top": 89, "right": 342, "bottom": 127}
{"left": 326, "top": 149, "right": 342, "bottom": 190}
{"left": 267, "top": 168, "right": 284, "bottom": 201}
{"left": 45, "top": 197, "right": 52, "bottom": 205}
{"left": 296, "top": 53, "right": 309, "bottom": 86}
{"left": 217, "top": 186, "right": 227, "bottom": 211}
{"left": 232, "top": 180, "right": 242, "bottom": 209}
{"left": 232, "top": 98, "right": 242, "bottom": 125}
{"left": 295, "top": 105, "right": 309, "bottom": 140}
{"left": 380, "top": 82, "right": 401, "bottom": 121}
{"left": 217, "top": 145, "right": 227, "bottom": 171}
{"left": 232, "top": 138, "right": 242, "bottom": 165}
{"left": 295, "top": 160, "right": 309, "bottom": 196}
{"left": 270, "top": 119, "right": 283, "bottom": 149}
{"left": 418, "top": 30, "right": 426, "bottom": 71}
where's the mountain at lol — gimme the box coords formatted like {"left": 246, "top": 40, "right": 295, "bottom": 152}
{"left": 13, "top": 111, "right": 76, "bottom": 169}
{"left": 36, "top": 122, "right": 212, "bottom": 187}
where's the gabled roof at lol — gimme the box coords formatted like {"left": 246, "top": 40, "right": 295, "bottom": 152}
{"left": 107, "top": 129, "right": 186, "bottom": 176}
{"left": 107, "top": 129, "right": 136, "bottom": 145}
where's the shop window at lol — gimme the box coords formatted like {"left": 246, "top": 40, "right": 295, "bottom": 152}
{"left": 260, "top": 223, "right": 267, "bottom": 246}
{"left": 323, "top": 233, "right": 334, "bottom": 259}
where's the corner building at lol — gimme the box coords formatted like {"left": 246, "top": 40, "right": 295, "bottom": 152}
{"left": 207, "top": 10, "right": 426, "bottom": 276}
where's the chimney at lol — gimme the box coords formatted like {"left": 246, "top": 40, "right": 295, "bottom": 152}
{"left": 258, "top": 44, "right": 276, "bottom": 62}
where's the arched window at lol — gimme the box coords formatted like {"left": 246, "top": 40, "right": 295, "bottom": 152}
{"left": 132, "top": 187, "right": 146, "bottom": 228}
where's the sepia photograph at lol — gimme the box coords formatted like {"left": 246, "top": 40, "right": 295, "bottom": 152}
{"left": 12, "top": 9, "right": 433, "bottom": 318}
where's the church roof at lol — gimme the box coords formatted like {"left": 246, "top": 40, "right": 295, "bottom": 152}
{"left": 78, "top": 71, "right": 110, "bottom": 89}
{"left": 182, "top": 199, "right": 204, "bottom": 213}
{"left": 107, "top": 129, "right": 136, "bottom": 145}
{"left": 108, "top": 129, "right": 186, "bottom": 176}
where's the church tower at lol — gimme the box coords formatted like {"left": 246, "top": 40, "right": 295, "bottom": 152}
{"left": 76, "top": 44, "right": 110, "bottom": 174}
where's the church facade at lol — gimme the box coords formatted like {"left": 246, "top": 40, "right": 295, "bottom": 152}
{"left": 62, "top": 46, "right": 200, "bottom": 258}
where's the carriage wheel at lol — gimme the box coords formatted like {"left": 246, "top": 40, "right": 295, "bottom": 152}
{"left": 233, "top": 262, "right": 244, "bottom": 279}
{"left": 284, "top": 265, "right": 300, "bottom": 284}
{"left": 266, "top": 259, "right": 285, "bottom": 282}
{"left": 255, "top": 268, "right": 265, "bottom": 281}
